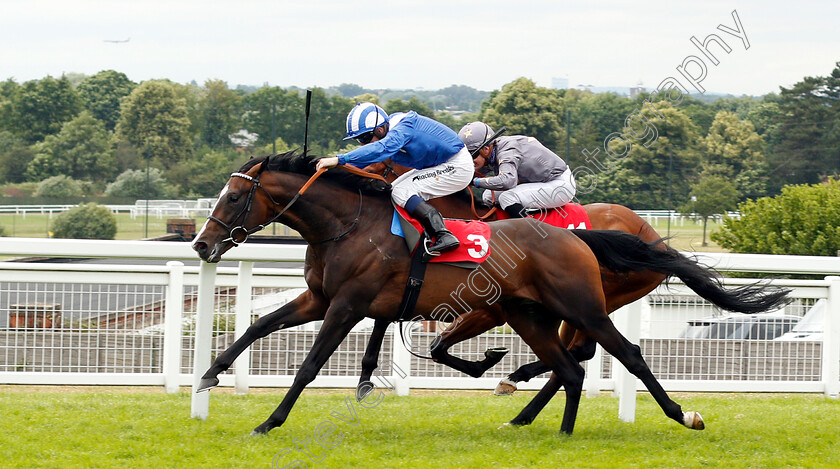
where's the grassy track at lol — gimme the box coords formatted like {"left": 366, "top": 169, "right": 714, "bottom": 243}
{"left": 0, "top": 387, "right": 835, "bottom": 468}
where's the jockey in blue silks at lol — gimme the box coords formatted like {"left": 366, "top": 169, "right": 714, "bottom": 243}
{"left": 317, "top": 102, "right": 473, "bottom": 254}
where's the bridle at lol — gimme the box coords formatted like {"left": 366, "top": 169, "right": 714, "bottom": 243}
{"left": 207, "top": 160, "right": 387, "bottom": 246}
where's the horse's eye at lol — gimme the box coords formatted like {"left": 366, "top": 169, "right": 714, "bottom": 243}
{"left": 229, "top": 193, "right": 240, "bottom": 203}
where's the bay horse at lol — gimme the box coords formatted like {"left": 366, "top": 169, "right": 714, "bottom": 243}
{"left": 192, "top": 152, "right": 787, "bottom": 436}
{"left": 356, "top": 161, "right": 667, "bottom": 396}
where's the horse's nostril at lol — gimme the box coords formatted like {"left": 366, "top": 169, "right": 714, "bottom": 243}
{"left": 193, "top": 241, "right": 207, "bottom": 252}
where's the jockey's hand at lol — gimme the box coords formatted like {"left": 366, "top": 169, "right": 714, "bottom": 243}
{"left": 316, "top": 157, "right": 339, "bottom": 171}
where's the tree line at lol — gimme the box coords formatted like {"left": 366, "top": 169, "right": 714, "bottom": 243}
{"left": 0, "top": 62, "right": 838, "bottom": 210}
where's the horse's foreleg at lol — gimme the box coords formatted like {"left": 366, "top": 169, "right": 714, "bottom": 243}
{"left": 252, "top": 302, "right": 364, "bottom": 435}
{"left": 197, "top": 289, "right": 328, "bottom": 392}
{"left": 429, "top": 308, "right": 507, "bottom": 378}
{"left": 356, "top": 319, "right": 390, "bottom": 401}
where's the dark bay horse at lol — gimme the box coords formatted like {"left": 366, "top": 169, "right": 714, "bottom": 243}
{"left": 358, "top": 161, "right": 668, "bottom": 395}
{"left": 192, "top": 152, "right": 787, "bottom": 436}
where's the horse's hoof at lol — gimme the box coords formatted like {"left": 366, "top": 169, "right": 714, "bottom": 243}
{"left": 196, "top": 377, "right": 219, "bottom": 393}
{"left": 356, "top": 381, "right": 374, "bottom": 402}
{"left": 497, "top": 422, "right": 516, "bottom": 430}
{"left": 484, "top": 347, "right": 509, "bottom": 360}
{"left": 251, "top": 424, "right": 270, "bottom": 436}
{"left": 494, "top": 378, "right": 517, "bottom": 396}
{"left": 683, "top": 411, "right": 705, "bottom": 430}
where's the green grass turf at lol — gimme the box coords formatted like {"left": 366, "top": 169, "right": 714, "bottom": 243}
{"left": 0, "top": 387, "right": 836, "bottom": 468}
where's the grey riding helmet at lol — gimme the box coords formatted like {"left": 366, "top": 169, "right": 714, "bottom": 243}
{"left": 458, "top": 121, "right": 495, "bottom": 154}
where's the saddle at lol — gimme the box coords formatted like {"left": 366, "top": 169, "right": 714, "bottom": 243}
{"left": 496, "top": 203, "right": 592, "bottom": 229}
{"left": 391, "top": 205, "right": 491, "bottom": 267}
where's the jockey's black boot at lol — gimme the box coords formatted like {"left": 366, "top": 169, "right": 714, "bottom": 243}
{"left": 504, "top": 203, "right": 527, "bottom": 218}
{"left": 410, "top": 201, "right": 459, "bottom": 254}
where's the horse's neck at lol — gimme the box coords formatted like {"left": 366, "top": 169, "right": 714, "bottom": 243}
{"left": 278, "top": 180, "right": 393, "bottom": 246}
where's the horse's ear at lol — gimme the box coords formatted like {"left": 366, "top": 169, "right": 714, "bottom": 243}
{"left": 258, "top": 155, "right": 271, "bottom": 174}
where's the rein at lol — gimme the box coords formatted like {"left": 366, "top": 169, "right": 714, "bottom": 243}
{"left": 209, "top": 162, "right": 389, "bottom": 246}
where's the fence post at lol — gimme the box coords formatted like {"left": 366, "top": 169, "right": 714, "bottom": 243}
{"left": 163, "top": 261, "right": 184, "bottom": 394}
{"left": 613, "top": 298, "right": 642, "bottom": 422}
{"left": 585, "top": 344, "right": 603, "bottom": 397}
{"left": 191, "top": 261, "right": 217, "bottom": 420}
{"left": 234, "top": 261, "right": 254, "bottom": 395}
{"left": 824, "top": 276, "right": 840, "bottom": 399}
{"left": 390, "top": 324, "right": 411, "bottom": 396}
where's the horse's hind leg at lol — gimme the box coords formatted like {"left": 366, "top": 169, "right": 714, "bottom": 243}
{"left": 505, "top": 309, "right": 585, "bottom": 435}
{"left": 572, "top": 311, "right": 705, "bottom": 430}
{"left": 197, "top": 289, "right": 328, "bottom": 392}
{"left": 429, "top": 307, "right": 508, "bottom": 378}
{"left": 497, "top": 321, "right": 601, "bottom": 395}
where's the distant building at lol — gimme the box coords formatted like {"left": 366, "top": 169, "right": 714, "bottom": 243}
{"left": 629, "top": 81, "right": 646, "bottom": 98}
{"left": 551, "top": 77, "right": 569, "bottom": 90}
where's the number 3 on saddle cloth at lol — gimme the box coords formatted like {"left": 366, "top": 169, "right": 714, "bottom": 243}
{"left": 391, "top": 205, "right": 491, "bottom": 267}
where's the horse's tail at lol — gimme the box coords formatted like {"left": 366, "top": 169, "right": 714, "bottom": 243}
{"left": 571, "top": 229, "right": 790, "bottom": 314}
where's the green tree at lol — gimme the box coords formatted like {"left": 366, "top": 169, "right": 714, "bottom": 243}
{"left": 104, "top": 168, "right": 175, "bottom": 199}
{"left": 76, "top": 70, "right": 136, "bottom": 131}
{"left": 680, "top": 175, "right": 739, "bottom": 246}
{"left": 25, "top": 112, "right": 116, "bottom": 182}
{"left": 384, "top": 97, "right": 435, "bottom": 117}
{"left": 51, "top": 203, "right": 117, "bottom": 239}
{"left": 116, "top": 80, "right": 194, "bottom": 168}
{"left": 164, "top": 149, "right": 239, "bottom": 197}
{"left": 0, "top": 79, "right": 22, "bottom": 134}
{"left": 768, "top": 61, "right": 840, "bottom": 192}
{"left": 677, "top": 95, "right": 717, "bottom": 135}
{"left": 335, "top": 83, "right": 367, "bottom": 98}
{"left": 199, "top": 79, "right": 242, "bottom": 148}
{"left": 702, "top": 111, "right": 768, "bottom": 199}
{"left": 479, "top": 77, "right": 565, "bottom": 150}
{"left": 10, "top": 76, "right": 82, "bottom": 143}
{"left": 712, "top": 179, "right": 840, "bottom": 256}
{"left": 0, "top": 131, "right": 35, "bottom": 183}
{"left": 34, "top": 175, "right": 83, "bottom": 198}
{"left": 579, "top": 101, "right": 702, "bottom": 209}
{"left": 243, "top": 87, "right": 303, "bottom": 148}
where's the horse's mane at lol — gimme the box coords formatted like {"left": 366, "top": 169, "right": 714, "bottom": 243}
{"left": 238, "top": 151, "right": 391, "bottom": 195}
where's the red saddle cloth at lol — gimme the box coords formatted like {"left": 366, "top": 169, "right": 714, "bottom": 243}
{"left": 394, "top": 206, "right": 492, "bottom": 264}
{"left": 495, "top": 203, "right": 592, "bottom": 229}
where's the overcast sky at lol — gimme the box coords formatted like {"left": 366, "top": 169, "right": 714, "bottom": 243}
{"left": 2, "top": 0, "right": 838, "bottom": 96}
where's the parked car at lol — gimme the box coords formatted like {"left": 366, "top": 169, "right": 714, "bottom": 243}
{"left": 775, "top": 299, "right": 825, "bottom": 342}
{"left": 680, "top": 313, "right": 801, "bottom": 340}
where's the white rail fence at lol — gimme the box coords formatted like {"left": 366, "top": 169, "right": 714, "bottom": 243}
{"left": 0, "top": 238, "right": 837, "bottom": 422}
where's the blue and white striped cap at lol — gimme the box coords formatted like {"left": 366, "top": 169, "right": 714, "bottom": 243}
{"left": 344, "top": 102, "right": 389, "bottom": 140}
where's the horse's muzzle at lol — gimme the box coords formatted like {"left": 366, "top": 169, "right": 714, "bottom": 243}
{"left": 192, "top": 240, "right": 223, "bottom": 263}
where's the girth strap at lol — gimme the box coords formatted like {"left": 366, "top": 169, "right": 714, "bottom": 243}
{"left": 395, "top": 233, "right": 434, "bottom": 360}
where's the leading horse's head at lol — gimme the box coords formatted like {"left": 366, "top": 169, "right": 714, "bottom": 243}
{"left": 192, "top": 151, "right": 392, "bottom": 263}
{"left": 192, "top": 156, "right": 280, "bottom": 263}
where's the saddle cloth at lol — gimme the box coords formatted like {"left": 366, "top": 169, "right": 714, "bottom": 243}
{"left": 391, "top": 206, "right": 491, "bottom": 265}
{"left": 495, "top": 203, "right": 592, "bottom": 229}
